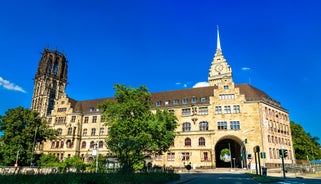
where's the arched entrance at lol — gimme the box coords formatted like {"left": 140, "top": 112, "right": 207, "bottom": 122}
{"left": 215, "top": 136, "right": 246, "bottom": 168}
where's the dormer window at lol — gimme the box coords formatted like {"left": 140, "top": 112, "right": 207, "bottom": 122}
{"left": 165, "top": 100, "right": 170, "bottom": 105}
{"left": 191, "top": 97, "right": 197, "bottom": 103}
{"left": 224, "top": 85, "right": 229, "bottom": 90}
{"left": 89, "top": 107, "right": 94, "bottom": 112}
{"left": 201, "top": 97, "right": 206, "bottom": 102}
{"left": 173, "top": 99, "right": 179, "bottom": 105}
{"left": 182, "top": 98, "right": 187, "bottom": 104}
{"left": 156, "top": 101, "right": 161, "bottom": 106}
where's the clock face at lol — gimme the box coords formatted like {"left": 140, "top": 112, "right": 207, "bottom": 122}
{"left": 215, "top": 64, "right": 223, "bottom": 72}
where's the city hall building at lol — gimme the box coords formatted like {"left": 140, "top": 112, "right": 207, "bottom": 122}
{"left": 31, "top": 30, "right": 295, "bottom": 169}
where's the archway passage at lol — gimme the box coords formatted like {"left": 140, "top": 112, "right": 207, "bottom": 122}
{"left": 215, "top": 138, "right": 244, "bottom": 168}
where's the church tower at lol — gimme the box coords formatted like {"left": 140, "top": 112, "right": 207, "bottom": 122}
{"left": 31, "top": 49, "right": 68, "bottom": 117}
{"left": 208, "top": 26, "right": 233, "bottom": 86}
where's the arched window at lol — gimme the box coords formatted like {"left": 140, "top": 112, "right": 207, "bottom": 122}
{"left": 66, "top": 140, "right": 73, "bottom": 148}
{"left": 185, "top": 138, "right": 191, "bottom": 146}
{"left": 199, "top": 121, "right": 208, "bottom": 131}
{"left": 199, "top": 137, "right": 205, "bottom": 146}
{"left": 51, "top": 141, "right": 55, "bottom": 149}
{"left": 81, "top": 141, "right": 86, "bottom": 149}
{"left": 53, "top": 63, "right": 58, "bottom": 75}
{"left": 60, "top": 141, "right": 64, "bottom": 148}
{"left": 99, "top": 141, "right": 104, "bottom": 148}
{"left": 182, "top": 122, "right": 191, "bottom": 132}
{"left": 55, "top": 141, "right": 59, "bottom": 148}
{"left": 90, "top": 141, "right": 95, "bottom": 149}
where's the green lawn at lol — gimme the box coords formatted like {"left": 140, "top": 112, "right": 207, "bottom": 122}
{"left": 0, "top": 172, "right": 180, "bottom": 184}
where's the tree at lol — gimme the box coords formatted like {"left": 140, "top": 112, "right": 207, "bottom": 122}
{"left": 290, "top": 121, "right": 321, "bottom": 160}
{"left": 37, "top": 154, "right": 60, "bottom": 167}
{"left": 99, "top": 84, "right": 178, "bottom": 173}
{"left": 0, "top": 107, "right": 57, "bottom": 166}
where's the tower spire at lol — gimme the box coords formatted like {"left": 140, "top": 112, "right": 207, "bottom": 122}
{"left": 216, "top": 25, "right": 221, "bottom": 51}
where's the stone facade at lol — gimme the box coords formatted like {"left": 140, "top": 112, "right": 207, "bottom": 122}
{"left": 31, "top": 30, "right": 295, "bottom": 169}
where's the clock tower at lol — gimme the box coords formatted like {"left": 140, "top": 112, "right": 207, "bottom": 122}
{"left": 208, "top": 26, "right": 233, "bottom": 86}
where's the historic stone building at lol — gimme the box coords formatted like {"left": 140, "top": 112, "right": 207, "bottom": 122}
{"left": 31, "top": 30, "right": 295, "bottom": 169}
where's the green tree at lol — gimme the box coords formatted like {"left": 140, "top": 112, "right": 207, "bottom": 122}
{"left": 37, "top": 154, "right": 60, "bottom": 167}
{"left": 99, "top": 84, "right": 178, "bottom": 173}
{"left": 61, "top": 155, "right": 86, "bottom": 173}
{"left": 0, "top": 107, "right": 57, "bottom": 166}
{"left": 290, "top": 121, "right": 321, "bottom": 160}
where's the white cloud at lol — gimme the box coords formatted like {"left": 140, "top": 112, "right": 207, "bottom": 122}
{"left": 241, "top": 67, "right": 251, "bottom": 71}
{"left": 193, "top": 81, "right": 209, "bottom": 88}
{"left": 0, "top": 76, "right": 26, "bottom": 93}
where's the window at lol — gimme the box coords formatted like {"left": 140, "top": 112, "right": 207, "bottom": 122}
{"left": 71, "top": 116, "right": 76, "bottom": 122}
{"left": 182, "top": 98, "right": 187, "bottom": 104}
{"left": 199, "top": 137, "right": 205, "bottom": 146}
{"left": 91, "top": 128, "right": 96, "bottom": 136}
{"left": 60, "top": 141, "right": 64, "bottom": 148}
{"left": 92, "top": 116, "right": 97, "bottom": 123}
{"left": 169, "top": 109, "right": 175, "bottom": 114}
{"left": 67, "top": 127, "right": 72, "bottom": 135}
{"left": 215, "top": 106, "right": 222, "bottom": 114}
{"left": 55, "top": 141, "right": 59, "bottom": 148}
{"left": 185, "top": 138, "right": 191, "bottom": 146}
{"left": 217, "top": 121, "right": 227, "bottom": 130}
{"left": 83, "top": 128, "right": 87, "bottom": 136}
{"left": 233, "top": 105, "right": 240, "bottom": 113}
{"left": 57, "top": 108, "right": 67, "bottom": 112}
{"left": 219, "top": 94, "right": 235, "bottom": 100}
{"left": 155, "top": 154, "right": 162, "bottom": 161}
{"left": 182, "top": 108, "right": 191, "bottom": 116}
{"left": 202, "top": 152, "right": 209, "bottom": 161}
{"left": 182, "top": 122, "right": 191, "bottom": 132}
{"left": 201, "top": 97, "right": 206, "bottom": 102}
{"left": 99, "top": 127, "right": 104, "bottom": 135}
{"left": 57, "top": 128, "right": 62, "bottom": 135}
{"left": 81, "top": 141, "right": 86, "bottom": 149}
{"left": 89, "top": 107, "right": 94, "bottom": 112}
{"left": 191, "top": 97, "right": 197, "bottom": 103}
{"left": 90, "top": 141, "right": 95, "bottom": 149}
{"left": 224, "top": 106, "right": 231, "bottom": 114}
{"left": 230, "top": 121, "right": 240, "bottom": 130}
{"left": 84, "top": 117, "right": 89, "bottom": 123}
{"left": 99, "top": 141, "right": 104, "bottom": 148}
{"left": 199, "top": 107, "right": 208, "bottom": 115}
{"left": 51, "top": 141, "right": 55, "bottom": 149}
{"left": 100, "top": 116, "right": 105, "bottom": 122}
{"left": 66, "top": 140, "right": 73, "bottom": 148}
{"left": 165, "top": 100, "right": 170, "bottom": 105}
{"left": 181, "top": 152, "right": 190, "bottom": 161}
{"left": 167, "top": 152, "right": 175, "bottom": 161}
{"left": 48, "top": 118, "right": 52, "bottom": 124}
{"left": 173, "top": 99, "right": 179, "bottom": 105}
{"left": 156, "top": 101, "right": 161, "bottom": 106}
{"left": 224, "top": 85, "right": 229, "bottom": 90}
{"left": 199, "top": 121, "right": 208, "bottom": 131}
{"left": 56, "top": 117, "right": 66, "bottom": 124}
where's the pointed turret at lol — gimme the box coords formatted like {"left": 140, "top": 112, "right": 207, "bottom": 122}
{"left": 216, "top": 25, "right": 221, "bottom": 51}
{"left": 208, "top": 26, "right": 233, "bottom": 86}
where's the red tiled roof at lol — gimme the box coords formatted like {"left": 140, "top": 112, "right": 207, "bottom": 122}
{"left": 67, "top": 84, "right": 283, "bottom": 113}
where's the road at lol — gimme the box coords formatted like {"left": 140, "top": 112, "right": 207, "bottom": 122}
{"left": 168, "top": 173, "right": 321, "bottom": 184}
{"left": 169, "top": 173, "right": 257, "bottom": 184}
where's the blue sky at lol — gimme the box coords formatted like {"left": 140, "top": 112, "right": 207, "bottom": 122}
{"left": 0, "top": 0, "right": 320, "bottom": 142}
